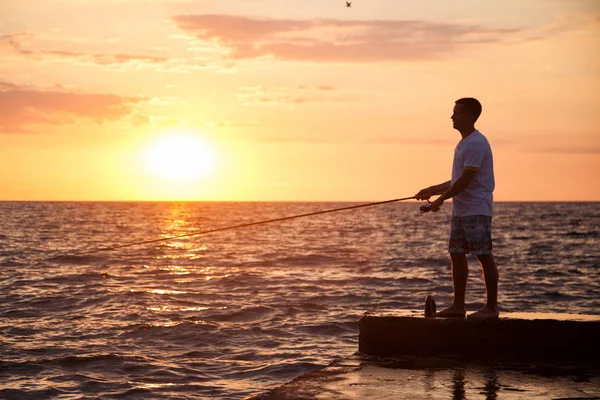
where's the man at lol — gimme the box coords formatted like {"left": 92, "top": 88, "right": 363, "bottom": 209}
{"left": 415, "top": 97, "right": 498, "bottom": 319}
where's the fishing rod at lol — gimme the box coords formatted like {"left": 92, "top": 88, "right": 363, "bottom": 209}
{"left": 61, "top": 196, "right": 417, "bottom": 257}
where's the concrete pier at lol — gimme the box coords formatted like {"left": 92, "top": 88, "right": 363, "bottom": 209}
{"left": 359, "top": 310, "right": 600, "bottom": 361}
{"left": 250, "top": 311, "right": 600, "bottom": 399}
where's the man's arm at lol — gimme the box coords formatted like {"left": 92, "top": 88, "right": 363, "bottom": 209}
{"left": 429, "top": 169, "right": 477, "bottom": 211}
{"left": 438, "top": 169, "right": 477, "bottom": 202}
{"left": 428, "top": 181, "right": 451, "bottom": 196}
{"left": 415, "top": 181, "right": 451, "bottom": 200}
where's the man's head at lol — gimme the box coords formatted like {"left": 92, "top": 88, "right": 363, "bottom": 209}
{"left": 452, "top": 97, "right": 482, "bottom": 132}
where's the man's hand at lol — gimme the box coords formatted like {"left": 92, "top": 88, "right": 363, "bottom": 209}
{"left": 430, "top": 197, "right": 444, "bottom": 212}
{"left": 415, "top": 187, "right": 433, "bottom": 200}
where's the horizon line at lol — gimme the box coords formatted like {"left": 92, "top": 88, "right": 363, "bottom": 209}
{"left": 0, "top": 199, "right": 598, "bottom": 203}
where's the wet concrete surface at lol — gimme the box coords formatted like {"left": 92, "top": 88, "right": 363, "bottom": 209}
{"left": 251, "top": 354, "right": 600, "bottom": 399}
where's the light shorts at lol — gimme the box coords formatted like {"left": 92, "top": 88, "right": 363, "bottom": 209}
{"left": 448, "top": 215, "right": 492, "bottom": 255}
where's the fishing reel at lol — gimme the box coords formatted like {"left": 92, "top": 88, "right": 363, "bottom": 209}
{"left": 420, "top": 200, "right": 432, "bottom": 214}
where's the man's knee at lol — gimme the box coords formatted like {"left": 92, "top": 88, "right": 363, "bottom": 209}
{"left": 450, "top": 252, "right": 468, "bottom": 266}
{"left": 477, "top": 254, "right": 498, "bottom": 277}
{"left": 476, "top": 253, "right": 495, "bottom": 265}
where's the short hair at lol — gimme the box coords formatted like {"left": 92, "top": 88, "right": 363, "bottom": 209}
{"left": 455, "top": 98, "right": 482, "bottom": 122}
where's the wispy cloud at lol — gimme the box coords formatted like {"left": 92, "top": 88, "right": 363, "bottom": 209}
{"left": 0, "top": 81, "right": 144, "bottom": 134}
{"left": 366, "top": 137, "right": 456, "bottom": 145}
{"left": 234, "top": 84, "right": 347, "bottom": 106}
{"left": 0, "top": 33, "right": 34, "bottom": 52}
{"left": 0, "top": 32, "right": 209, "bottom": 72}
{"left": 204, "top": 120, "right": 260, "bottom": 128}
{"left": 172, "top": 14, "right": 525, "bottom": 63}
{"left": 254, "top": 132, "right": 459, "bottom": 145}
{"left": 524, "top": 146, "right": 600, "bottom": 155}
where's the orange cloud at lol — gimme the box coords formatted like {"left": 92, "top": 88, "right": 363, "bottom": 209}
{"left": 172, "top": 14, "right": 523, "bottom": 62}
{"left": 0, "top": 81, "right": 143, "bottom": 134}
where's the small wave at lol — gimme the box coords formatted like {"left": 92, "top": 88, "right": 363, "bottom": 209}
{"left": 542, "top": 291, "right": 578, "bottom": 301}
{"left": 396, "top": 276, "right": 433, "bottom": 285}
{"left": 204, "top": 305, "right": 276, "bottom": 323}
{"left": 0, "top": 387, "right": 63, "bottom": 399}
{"left": 268, "top": 254, "right": 340, "bottom": 267}
{"left": 300, "top": 321, "right": 358, "bottom": 336}
{"left": 512, "top": 235, "right": 532, "bottom": 241}
{"left": 114, "top": 382, "right": 225, "bottom": 398}
{"left": 563, "top": 230, "right": 598, "bottom": 238}
{"left": 419, "top": 258, "right": 450, "bottom": 268}
{"left": 285, "top": 301, "right": 327, "bottom": 311}
{"left": 116, "top": 387, "right": 153, "bottom": 397}
{"left": 234, "top": 361, "right": 323, "bottom": 379}
{"left": 48, "top": 373, "right": 104, "bottom": 383}
{"left": 2, "top": 326, "right": 39, "bottom": 337}
{"left": 0, "top": 360, "right": 44, "bottom": 375}
{"left": 43, "top": 272, "right": 112, "bottom": 283}
{"left": 1, "top": 309, "right": 40, "bottom": 318}
{"left": 179, "top": 350, "right": 219, "bottom": 359}
{"left": 0, "top": 260, "right": 26, "bottom": 267}
{"left": 355, "top": 276, "right": 432, "bottom": 287}
{"left": 119, "top": 321, "right": 220, "bottom": 338}
{"left": 47, "top": 254, "right": 109, "bottom": 265}
{"left": 39, "top": 353, "right": 147, "bottom": 368}
{"left": 527, "top": 242, "right": 559, "bottom": 255}
{"left": 533, "top": 268, "right": 568, "bottom": 277}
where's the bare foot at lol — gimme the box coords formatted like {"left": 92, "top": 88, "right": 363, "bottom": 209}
{"left": 436, "top": 305, "right": 466, "bottom": 318}
{"left": 468, "top": 306, "right": 499, "bottom": 319}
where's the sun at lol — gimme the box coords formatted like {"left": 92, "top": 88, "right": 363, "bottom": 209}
{"left": 143, "top": 131, "right": 217, "bottom": 181}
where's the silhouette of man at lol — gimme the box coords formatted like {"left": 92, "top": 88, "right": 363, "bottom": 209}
{"left": 415, "top": 97, "right": 499, "bottom": 319}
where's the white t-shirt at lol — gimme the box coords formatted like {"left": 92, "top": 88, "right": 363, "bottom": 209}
{"left": 451, "top": 130, "right": 495, "bottom": 217}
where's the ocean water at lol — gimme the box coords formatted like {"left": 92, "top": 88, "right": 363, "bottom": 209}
{"left": 0, "top": 201, "right": 598, "bottom": 399}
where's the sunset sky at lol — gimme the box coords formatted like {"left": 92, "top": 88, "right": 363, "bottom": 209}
{"left": 1, "top": 0, "right": 598, "bottom": 201}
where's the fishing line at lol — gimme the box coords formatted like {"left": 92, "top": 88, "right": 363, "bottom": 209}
{"left": 61, "top": 196, "right": 417, "bottom": 257}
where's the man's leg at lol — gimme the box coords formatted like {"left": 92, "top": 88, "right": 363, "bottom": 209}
{"left": 461, "top": 215, "right": 498, "bottom": 319}
{"left": 437, "top": 252, "right": 468, "bottom": 317}
{"left": 476, "top": 253, "right": 499, "bottom": 313}
{"left": 468, "top": 254, "right": 499, "bottom": 318}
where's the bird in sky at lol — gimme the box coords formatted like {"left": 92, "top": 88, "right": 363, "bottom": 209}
{"left": 346, "top": 1, "right": 351, "bottom": 7}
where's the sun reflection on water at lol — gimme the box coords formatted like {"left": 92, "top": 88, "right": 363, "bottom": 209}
{"left": 131, "top": 383, "right": 176, "bottom": 390}
{"left": 145, "top": 305, "right": 224, "bottom": 312}
{"left": 158, "top": 265, "right": 191, "bottom": 275}
{"left": 129, "top": 289, "right": 189, "bottom": 295}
